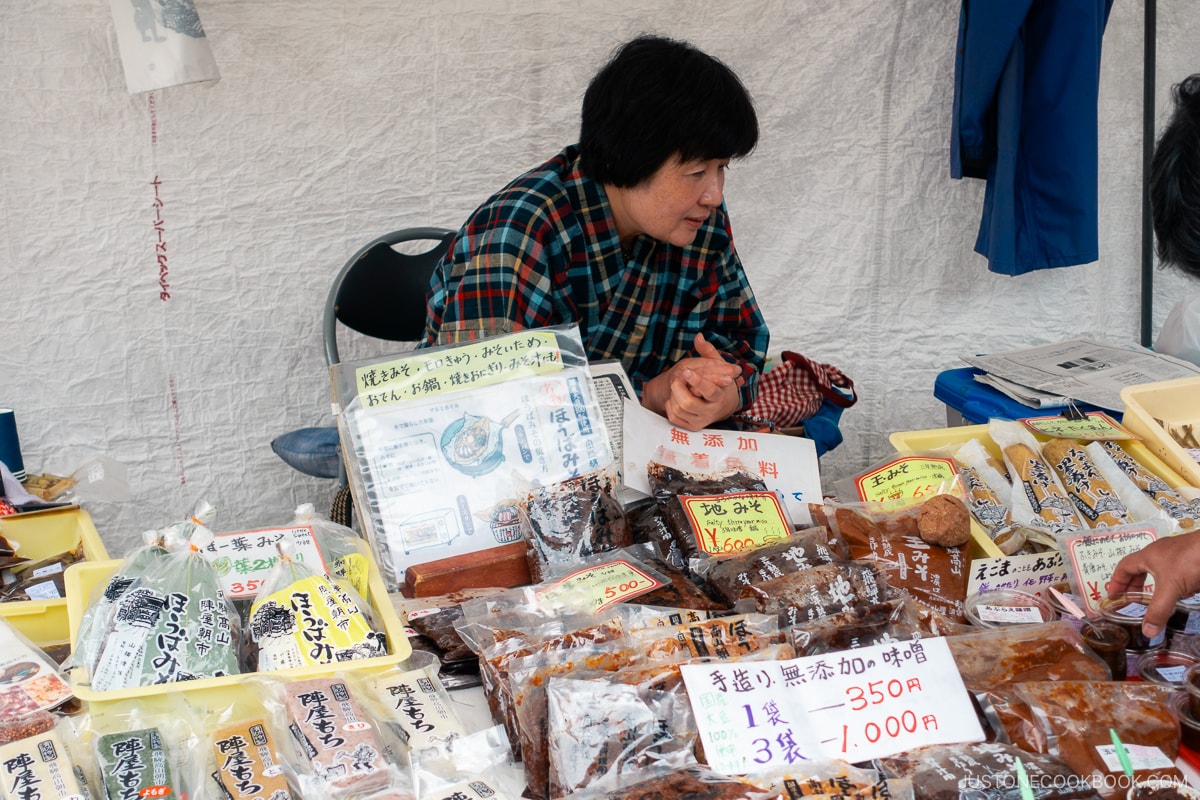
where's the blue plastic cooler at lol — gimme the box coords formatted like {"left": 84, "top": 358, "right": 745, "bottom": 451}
{"left": 933, "top": 367, "right": 1110, "bottom": 426}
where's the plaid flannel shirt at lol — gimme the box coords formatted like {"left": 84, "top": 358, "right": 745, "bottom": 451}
{"left": 423, "top": 145, "right": 769, "bottom": 409}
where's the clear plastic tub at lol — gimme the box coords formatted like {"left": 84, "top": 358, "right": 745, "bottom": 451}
{"left": 964, "top": 589, "right": 1056, "bottom": 628}
{"left": 1136, "top": 649, "right": 1198, "bottom": 690}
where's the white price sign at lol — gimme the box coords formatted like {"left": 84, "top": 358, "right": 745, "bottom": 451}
{"left": 199, "top": 525, "right": 328, "bottom": 599}
{"left": 680, "top": 638, "right": 984, "bottom": 773}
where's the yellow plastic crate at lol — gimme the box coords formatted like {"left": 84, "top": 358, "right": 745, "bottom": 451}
{"left": 64, "top": 553, "right": 412, "bottom": 711}
{"left": 889, "top": 424, "right": 1190, "bottom": 559}
{"left": 1121, "top": 376, "right": 1200, "bottom": 488}
{"left": 0, "top": 506, "right": 108, "bottom": 647}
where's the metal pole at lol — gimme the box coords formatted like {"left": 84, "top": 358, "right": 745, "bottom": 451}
{"left": 1141, "top": 0, "right": 1157, "bottom": 347}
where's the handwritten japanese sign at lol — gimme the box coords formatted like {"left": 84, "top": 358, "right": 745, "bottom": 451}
{"left": 1022, "top": 412, "right": 1132, "bottom": 441}
{"left": 623, "top": 402, "right": 821, "bottom": 526}
{"left": 355, "top": 331, "right": 563, "bottom": 409}
{"left": 200, "top": 525, "right": 328, "bottom": 599}
{"left": 534, "top": 559, "right": 664, "bottom": 613}
{"left": 680, "top": 492, "right": 792, "bottom": 556}
{"left": 967, "top": 551, "right": 1070, "bottom": 600}
{"left": 853, "top": 456, "right": 964, "bottom": 508}
{"left": 1060, "top": 525, "right": 1161, "bottom": 616}
{"left": 680, "top": 638, "right": 983, "bottom": 773}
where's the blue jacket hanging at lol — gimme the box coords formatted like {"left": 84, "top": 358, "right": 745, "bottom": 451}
{"left": 951, "top": 0, "right": 1114, "bottom": 276}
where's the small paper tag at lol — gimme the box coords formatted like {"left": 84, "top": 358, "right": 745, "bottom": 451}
{"left": 976, "top": 604, "right": 1043, "bottom": 624}
{"left": 1095, "top": 743, "right": 1175, "bottom": 772}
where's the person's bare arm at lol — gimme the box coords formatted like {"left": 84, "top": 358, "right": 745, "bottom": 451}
{"left": 1107, "top": 531, "right": 1200, "bottom": 637}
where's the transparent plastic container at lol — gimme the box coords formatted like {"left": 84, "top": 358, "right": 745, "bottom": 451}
{"left": 963, "top": 589, "right": 1056, "bottom": 628}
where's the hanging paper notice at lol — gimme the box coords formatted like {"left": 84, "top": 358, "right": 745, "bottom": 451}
{"left": 355, "top": 330, "right": 563, "bottom": 408}
{"left": 534, "top": 559, "right": 664, "bottom": 613}
{"left": 1060, "top": 524, "right": 1162, "bottom": 616}
{"left": 679, "top": 492, "right": 792, "bottom": 556}
{"left": 680, "top": 638, "right": 983, "bottom": 773}
{"left": 1021, "top": 412, "right": 1132, "bottom": 441}
{"left": 853, "top": 456, "right": 964, "bottom": 508}
{"left": 967, "top": 551, "right": 1070, "bottom": 600}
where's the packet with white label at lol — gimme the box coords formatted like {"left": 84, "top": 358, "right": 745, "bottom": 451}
{"left": 247, "top": 540, "right": 386, "bottom": 671}
{"left": 0, "top": 718, "right": 93, "bottom": 800}
{"left": 409, "top": 725, "right": 517, "bottom": 800}
{"left": 72, "top": 694, "right": 206, "bottom": 800}
{"left": 89, "top": 527, "right": 240, "bottom": 691}
{"left": 1015, "top": 680, "right": 1183, "bottom": 796}
{"left": 250, "top": 674, "right": 413, "bottom": 800}
{"left": 351, "top": 650, "right": 468, "bottom": 757}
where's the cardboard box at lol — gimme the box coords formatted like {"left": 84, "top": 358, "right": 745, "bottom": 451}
{"left": 1121, "top": 376, "right": 1200, "bottom": 488}
{"left": 0, "top": 506, "right": 108, "bottom": 646}
{"left": 889, "top": 424, "right": 1190, "bottom": 559}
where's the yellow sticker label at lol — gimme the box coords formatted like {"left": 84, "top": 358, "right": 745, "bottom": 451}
{"left": 250, "top": 574, "right": 379, "bottom": 668}
{"left": 354, "top": 330, "right": 563, "bottom": 408}
{"left": 535, "top": 560, "right": 664, "bottom": 613}
{"left": 332, "top": 552, "right": 370, "bottom": 598}
{"left": 1021, "top": 411, "right": 1134, "bottom": 441}
{"left": 679, "top": 491, "right": 792, "bottom": 556}
{"left": 854, "top": 456, "right": 964, "bottom": 508}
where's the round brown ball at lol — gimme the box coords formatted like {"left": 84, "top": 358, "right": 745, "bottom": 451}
{"left": 917, "top": 494, "right": 971, "bottom": 547}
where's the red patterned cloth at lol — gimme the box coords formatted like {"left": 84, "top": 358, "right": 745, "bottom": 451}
{"left": 739, "top": 351, "right": 857, "bottom": 429}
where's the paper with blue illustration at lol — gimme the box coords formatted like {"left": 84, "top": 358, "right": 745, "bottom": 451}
{"left": 330, "top": 325, "right": 613, "bottom": 590}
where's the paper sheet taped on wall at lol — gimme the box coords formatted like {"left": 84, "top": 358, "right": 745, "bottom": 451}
{"left": 109, "top": 0, "right": 220, "bottom": 94}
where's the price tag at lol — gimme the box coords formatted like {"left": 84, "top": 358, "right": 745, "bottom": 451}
{"left": 976, "top": 604, "right": 1044, "bottom": 624}
{"left": 1095, "top": 744, "right": 1175, "bottom": 772}
{"left": 680, "top": 638, "right": 983, "bottom": 773}
{"left": 967, "top": 551, "right": 1069, "bottom": 599}
{"left": 1022, "top": 412, "right": 1133, "bottom": 441}
{"left": 1059, "top": 525, "right": 1160, "bottom": 616}
{"left": 200, "top": 525, "right": 328, "bottom": 599}
{"left": 853, "top": 456, "right": 964, "bottom": 508}
{"left": 535, "top": 559, "right": 664, "bottom": 613}
{"left": 679, "top": 492, "right": 791, "bottom": 556}
{"left": 1157, "top": 665, "right": 1189, "bottom": 684}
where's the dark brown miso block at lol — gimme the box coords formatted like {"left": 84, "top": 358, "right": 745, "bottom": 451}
{"left": 401, "top": 541, "right": 531, "bottom": 598}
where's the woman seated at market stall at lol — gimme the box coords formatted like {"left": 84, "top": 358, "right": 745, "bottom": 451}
{"left": 1108, "top": 72, "right": 1200, "bottom": 636}
{"left": 422, "top": 34, "right": 769, "bottom": 432}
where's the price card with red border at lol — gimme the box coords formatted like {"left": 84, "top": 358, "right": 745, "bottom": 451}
{"left": 679, "top": 491, "right": 792, "bottom": 556}
{"left": 534, "top": 558, "right": 664, "bottom": 613}
{"left": 853, "top": 455, "right": 964, "bottom": 508}
{"left": 1021, "top": 411, "right": 1133, "bottom": 441}
{"left": 200, "top": 525, "right": 328, "bottom": 599}
{"left": 680, "top": 637, "right": 983, "bottom": 773}
{"left": 1060, "top": 523, "right": 1162, "bottom": 616}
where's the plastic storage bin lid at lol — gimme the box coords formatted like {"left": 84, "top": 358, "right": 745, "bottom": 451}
{"left": 933, "top": 367, "right": 1111, "bottom": 426}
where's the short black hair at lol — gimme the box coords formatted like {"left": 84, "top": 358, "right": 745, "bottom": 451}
{"left": 1150, "top": 74, "right": 1200, "bottom": 279}
{"left": 579, "top": 34, "right": 759, "bottom": 187}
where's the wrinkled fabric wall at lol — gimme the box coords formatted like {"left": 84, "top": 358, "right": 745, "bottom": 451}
{"left": 2, "top": 0, "right": 1197, "bottom": 555}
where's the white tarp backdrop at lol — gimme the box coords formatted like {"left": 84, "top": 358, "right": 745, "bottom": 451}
{"left": 3, "top": 0, "right": 1198, "bottom": 555}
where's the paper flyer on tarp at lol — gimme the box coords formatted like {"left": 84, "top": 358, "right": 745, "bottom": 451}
{"left": 622, "top": 402, "right": 822, "bottom": 527}
{"left": 332, "top": 326, "right": 613, "bottom": 589}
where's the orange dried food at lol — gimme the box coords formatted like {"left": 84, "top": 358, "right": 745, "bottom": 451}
{"left": 1005, "top": 441, "right": 1084, "bottom": 532}
{"left": 1042, "top": 439, "right": 1132, "bottom": 528}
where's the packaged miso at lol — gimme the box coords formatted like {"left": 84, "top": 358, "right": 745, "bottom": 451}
{"left": 90, "top": 527, "right": 239, "bottom": 691}
{"left": 248, "top": 541, "right": 386, "bottom": 671}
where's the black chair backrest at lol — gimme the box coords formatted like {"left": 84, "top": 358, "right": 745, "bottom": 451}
{"left": 323, "top": 227, "right": 456, "bottom": 365}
